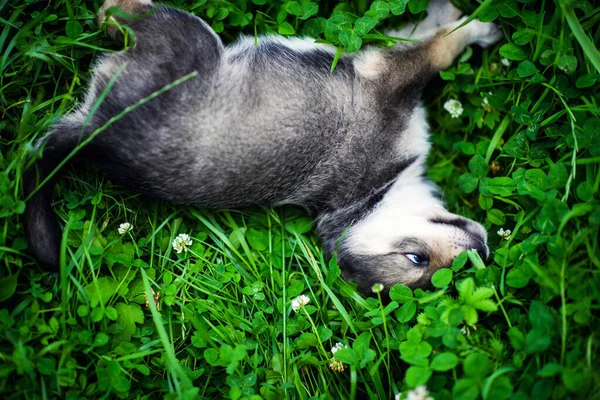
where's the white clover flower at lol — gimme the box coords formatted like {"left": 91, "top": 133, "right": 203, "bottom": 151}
{"left": 291, "top": 294, "right": 310, "bottom": 312}
{"left": 371, "top": 283, "right": 384, "bottom": 293}
{"left": 406, "top": 385, "right": 434, "bottom": 400}
{"left": 118, "top": 222, "right": 132, "bottom": 235}
{"left": 328, "top": 358, "right": 345, "bottom": 373}
{"left": 482, "top": 91, "right": 493, "bottom": 108}
{"left": 172, "top": 233, "right": 193, "bottom": 253}
{"left": 501, "top": 58, "right": 510, "bottom": 67}
{"left": 443, "top": 99, "right": 463, "bottom": 118}
{"left": 144, "top": 287, "right": 160, "bottom": 311}
{"left": 331, "top": 342, "right": 347, "bottom": 354}
{"left": 328, "top": 342, "right": 348, "bottom": 372}
{"left": 497, "top": 228, "right": 512, "bottom": 240}
{"left": 395, "top": 394, "right": 401, "bottom": 400}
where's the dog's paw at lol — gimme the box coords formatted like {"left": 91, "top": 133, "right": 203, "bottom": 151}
{"left": 425, "top": 0, "right": 464, "bottom": 28}
{"left": 468, "top": 20, "right": 503, "bottom": 48}
{"left": 98, "top": 0, "right": 153, "bottom": 29}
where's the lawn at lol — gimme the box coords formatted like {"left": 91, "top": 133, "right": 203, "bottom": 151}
{"left": 1, "top": 0, "right": 599, "bottom": 399}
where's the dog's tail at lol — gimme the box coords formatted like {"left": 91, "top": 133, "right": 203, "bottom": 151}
{"left": 23, "top": 120, "right": 83, "bottom": 271}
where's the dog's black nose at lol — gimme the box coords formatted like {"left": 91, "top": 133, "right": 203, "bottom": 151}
{"left": 472, "top": 239, "right": 489, "bottom": 260}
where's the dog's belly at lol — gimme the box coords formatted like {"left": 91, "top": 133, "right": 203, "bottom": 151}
{"left": 87, "top": 38, "right": 415, "bottom": 210}
{"left": 94, "top": 105, "right": 343, "bottom": 207}
{"left": 95, "top": 100, "right": 403, "bottom": 211}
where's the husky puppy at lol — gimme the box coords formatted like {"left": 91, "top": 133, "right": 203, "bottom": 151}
{"left": 23, "top": 0, "right": 500, "bottom": 291}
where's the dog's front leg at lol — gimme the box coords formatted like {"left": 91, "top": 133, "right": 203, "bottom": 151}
{"left": 427, "top": 17, "right": 502, "bottom": 70}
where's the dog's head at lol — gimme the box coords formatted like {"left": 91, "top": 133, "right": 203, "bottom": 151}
{"left": 325, "top": 165, "right": 488, "bottom": 293}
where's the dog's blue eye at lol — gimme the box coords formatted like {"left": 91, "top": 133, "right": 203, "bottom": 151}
{"left": 404, "top": 253, "right": 429, "bottom": 266}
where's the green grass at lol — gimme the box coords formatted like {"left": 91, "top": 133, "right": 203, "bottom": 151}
{"left": 1, "top": 0, "right": 600, "bottom": 399}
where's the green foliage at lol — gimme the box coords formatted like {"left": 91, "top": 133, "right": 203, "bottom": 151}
{"left": 1, "top": 0, "right": 600, "bottom": 399}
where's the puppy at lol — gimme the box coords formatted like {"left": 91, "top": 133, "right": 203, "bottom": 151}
{"left": 23, "top": 0, "right": 500, "bottom": 292}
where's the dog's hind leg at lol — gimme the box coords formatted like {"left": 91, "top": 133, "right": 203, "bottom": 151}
{"left": 91, "top": 0, "right": 223, "bottom": 102}
{"left": 23, "top": 0, "right": 224, "bottom": 271}
{"left": 98, "top": 0, "right": 155, "bottom": 39}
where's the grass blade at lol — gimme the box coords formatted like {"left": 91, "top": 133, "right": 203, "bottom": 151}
{"left": 562, "top": 2, "right": 600, "bottom": 74}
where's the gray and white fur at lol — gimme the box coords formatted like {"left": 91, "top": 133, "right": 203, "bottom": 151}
{"left": 23, "top": 0, "right": 501, "bottom": 291}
